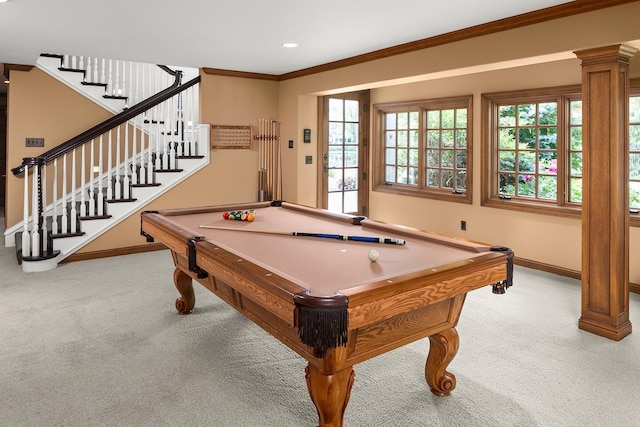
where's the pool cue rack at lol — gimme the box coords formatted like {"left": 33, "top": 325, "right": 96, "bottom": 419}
{"left": 256, "top": 119, "right": 282, "bottom": 202}
{"left": 210, "top": 125, "right": 253, "bottom": 149}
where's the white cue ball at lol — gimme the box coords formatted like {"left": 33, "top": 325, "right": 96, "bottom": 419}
{"left": 368, "top": 249, "right": 380, "bottom": 262}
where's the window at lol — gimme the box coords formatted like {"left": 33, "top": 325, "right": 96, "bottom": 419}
{"left": 482, "top": 85, "right": 582, "bottom": 217}
{"left": 630, "top": 86, "right": 640, "bottom": 213}
{"left": 373, "top": 96, "right": 473, "bottom": 204}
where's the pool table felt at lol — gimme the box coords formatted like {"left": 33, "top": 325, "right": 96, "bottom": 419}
{"left": 162, "top": 204, "right": 492, "bottom": 296}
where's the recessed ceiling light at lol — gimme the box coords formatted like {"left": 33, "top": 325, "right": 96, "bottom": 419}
{"left": 282, "top": 42, "right": 298, "bottom": 48}
{"left": 0, "top": 1, "right": 8, "bottom": 4}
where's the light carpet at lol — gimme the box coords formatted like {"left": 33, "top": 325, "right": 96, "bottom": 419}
{"left": 1, "top": 240, "right": 640, "bottom": 426}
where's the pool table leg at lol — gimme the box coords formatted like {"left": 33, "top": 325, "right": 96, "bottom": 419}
{"left": 173, "top": 268, "right": 195, "bottom": 314}
{"left": 305, "top": 363, "right": 355, "bottom": 427}
{"left": 425, "top": 327, "right": 459, "bottom": 396}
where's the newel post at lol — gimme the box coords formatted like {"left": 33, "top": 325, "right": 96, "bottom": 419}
{"left": 575, "top": 44, "right": 637, "bottom": 340}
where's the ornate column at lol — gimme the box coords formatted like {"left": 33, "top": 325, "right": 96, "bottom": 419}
{"left": 575, "top": 44, "right": 637, "bottom": 340}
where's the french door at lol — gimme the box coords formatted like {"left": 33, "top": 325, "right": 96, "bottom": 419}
{"left": 318, "top": 91, "right": 369, "bottom": 215}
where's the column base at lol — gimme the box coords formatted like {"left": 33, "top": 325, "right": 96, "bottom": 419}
{"left": 578, "top": 317, "right": 632, "bottom": 341}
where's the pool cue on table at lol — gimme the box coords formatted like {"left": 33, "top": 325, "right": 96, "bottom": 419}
{"left": 199, "top": 225, "right": 406, "bottom": 245}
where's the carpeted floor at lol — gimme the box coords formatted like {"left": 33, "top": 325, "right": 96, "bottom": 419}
{"left": 2, "top": 220, "right": 640, "bottom": 426}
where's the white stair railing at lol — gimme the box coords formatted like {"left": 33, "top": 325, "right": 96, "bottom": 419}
{"left": 13, "top": 76, "right": 204, "bottom": 271}
{"left": 39, "top": 54, "right": 196, "bottom": 113}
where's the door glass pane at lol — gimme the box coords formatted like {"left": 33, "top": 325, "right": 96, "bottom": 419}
{"left": 344, "top": 191, "right": 358, "bottom": 213}
{"left": 345, "top": 100, "right": 359, "bottom": 122}
{"left": 345, "top": 146, "right": 358, "bottom": 168}
{"left": 328, "top": 169, "right": 343, "bottom": 191}
{"left": 345, "top": 123, "right": 358, "bottom": 144}
{"left": 325, "top": 95, "right": 363, "bottom": 215}
{"left": 344, "top": 168, "right": 358, "bottom": 190}
{"left": 328, "top": 192, "right": 343, "bottom": 213}
{"left": 329, "top": 99, "right": 343, "bottom": 121}
{"left": 329, "top": 123, "right": 343, "bottom": 145}
{"left": 328, "top": 146, "right": 343, "bottom": 168}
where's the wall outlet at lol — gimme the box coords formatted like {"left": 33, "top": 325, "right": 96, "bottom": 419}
{"left": 25, "top": 137, "right": 44, "bottom": 147}
{"left": 461, "top": 220, "right": 467, "bottom": 231}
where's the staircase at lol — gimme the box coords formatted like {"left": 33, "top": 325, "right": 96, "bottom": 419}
{"left": 5, "top": 54, "right": 210, "bottom": 272}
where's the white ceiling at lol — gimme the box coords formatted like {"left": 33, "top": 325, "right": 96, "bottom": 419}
{"left": 0, "top": 0, "right": 572, "bottom": 79}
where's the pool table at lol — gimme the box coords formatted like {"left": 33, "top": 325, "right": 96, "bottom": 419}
{"left": 140, "top": 201, "right": 513, "bottom": 427}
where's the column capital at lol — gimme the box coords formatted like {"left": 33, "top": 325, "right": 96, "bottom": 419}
{"left": 574, "top": 44, "right": 638, "bottom": 64}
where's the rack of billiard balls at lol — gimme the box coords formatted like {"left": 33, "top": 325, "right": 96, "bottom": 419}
{"left": 222, "top": 209, "right": 255, "bottom": 222}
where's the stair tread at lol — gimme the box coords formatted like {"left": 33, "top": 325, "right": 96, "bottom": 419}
{"left": 16, "top": 57, "right": 206, "bottom": 270}
{"left": 51, "top": 231, "right": 85, "bottom": 239}
{"left": 131, "top": 183, "right": 162, "bottom": 187}
{"left": 106, "top": 198, "right": 138, "bottom": 203}
{"left": 59, "top": 67, "right": 85, "bottom": 74}
{"left": 20, "top": 250, "right": 61, "bottom": 262}
{"left": 81, "top": 81, "right": 107, "bottom": 87}
{"left": 78, "top": 215, "right": 113, "bottom": 221}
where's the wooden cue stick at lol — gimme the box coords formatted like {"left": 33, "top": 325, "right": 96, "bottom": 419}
{"left": 258, "top": 119, "right": 268, "bottom": 199}
{"left": 268, "top": 120, "right": 274, "bottom": 199}
{"left": 198, "top": 225, "right": 406, "bottom": 245}
{"left": 276, "top": 121, "right": 282, "bottom": 199}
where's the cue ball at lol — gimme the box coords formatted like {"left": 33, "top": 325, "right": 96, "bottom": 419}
{"left": 368, "top": 249, "right": 380, "bottom": 262}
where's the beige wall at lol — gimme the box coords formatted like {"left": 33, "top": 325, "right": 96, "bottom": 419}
{"left": 5, "top": 70, "right": 278, "bottom": 252}
{"left": 6, "top": 68, "right": 112, "bottom": 226}
{"left": 277, "top": 2, "right": 640, "bottom": 282}
{"left": 5, "top": 2, "right": 640, "bottom": 280}
{"left": 79, "top": 72, "right": 279, "bottom": 252}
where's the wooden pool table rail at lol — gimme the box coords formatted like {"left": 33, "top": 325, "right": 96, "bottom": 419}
{"left": 140, "top": 203, "right": 513, "bottom": 427}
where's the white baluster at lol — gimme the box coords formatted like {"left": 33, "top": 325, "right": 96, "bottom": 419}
{"left": 139, "top": 121, "right": 146, "bottom": 184}
{"left": 51, "top": 158, "right": 58, "bottom": 234}
{"left": 89, "top": 139, "right": 96, "bottom": 216}
{"left": 63, "top": 55, "right": 69, "bottom": 68}
{"left": 150, "top": 64, "right": 154, "bottom": 102}
{"left": 107, "top": 59, "right": 113, "bottom": 96}
{"left": 31, "top": 166, "right": 40, "bottom": 256}
{"left": 162, "top": 99, "right": 169, "bottom": 169}
{"left": 122, "top": 60, "right": 128, "bottom": 100}
{"left": 100, "top": 58, "right": 106, "bottom": 85}
{"left": 107, "top": 130, "right": 113, "bottom": 200}
{"left": 115, "top": 59, "right": 120, "bottom": 97}
{"left": 71, "top": 55, "right": 77, "bottom": 69}
{"left": 170, "top": 95, "right": 177, "bottom": 168}
{"left": 132, "top": 115, "right": 138, "bottom": 185}
{"left": 148, "top": 120, "right": 155, "bottom": 183}
{"left": 42, "top": 165, "right": 48, "bottom": 243}
{"left": 61, "top": 155, "right": 68, "bottom": 234}
{"left": 155, "top": 111, "right": 161, "bottom": 171}
{"left": 191, "top": 85, "right": 197, "bottom": 155}
{"left": 124, "top": 121, "right": 130, "bottom": 198}
{"left": 70, "top": 149, "right": 77, "bottom": 233}
{"left": 115, "top": 126, "right": 122, "bottom": 199}
{"left": 94, "top": 58, "right": 100, "bottom": 84}
{"left": 126, "top": 61, "right": 132, "bottom": 108}
{"left": 78, "top": 56, "right": 84, "bottom": 70}
{"left": 135, "top": 63, "right": 141, "bottom": 105}
{"left": 85, "top": 57, "right": 92, "bottom": 83}
{"left": 80, "top": 144, "right": 87, "bottom": 217}
{"left": 97, "top": 135, "right": 104, "bottom": 216}
{"left": 22, "top": 166, "right": 30, "bottom": 257}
